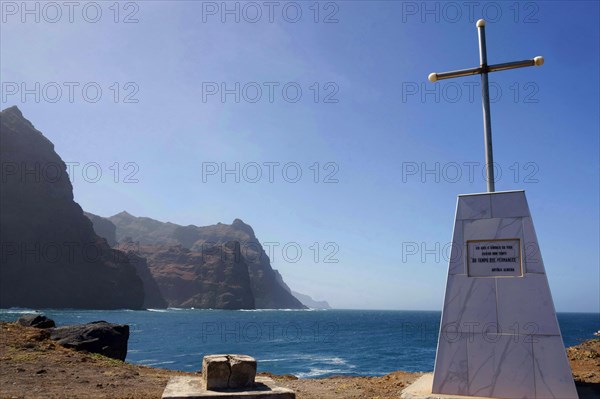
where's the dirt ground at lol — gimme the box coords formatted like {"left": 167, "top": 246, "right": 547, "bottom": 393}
{"left": 0, "top": 322, "right": 192, "bottom": 398}
{"left": 268, "top": 371, "right": 422, "bottom": 399}
{"left": 1, "top": 322, "right": 598, "bottom": 399}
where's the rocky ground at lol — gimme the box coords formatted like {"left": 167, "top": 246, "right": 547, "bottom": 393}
{"left": 567, "top": 338, "right": 600, "bottom": 398}
{"left": 269, "top": 371, "right": 423, "bottom": 399}
{"left": 1, "top": 321, "right": 598, "bottom": 399}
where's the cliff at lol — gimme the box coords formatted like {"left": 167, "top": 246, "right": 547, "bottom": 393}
{"left": 118, "top": 250, "right": 168, "bottom": 309}
{"left": 0, "top": 106, "right": 144, "bottom": 309}
{"left": 118, "top": 242, "right": 255, "bottom": 309}
{"left": 108, "top": 212, "right": 306, "bottom": 309}
{"left": 84, "top": 213, "right": 168, "bottom": 309}
{"left": 291, "top": 291, "right": 332, "bottom": 310}
{"left": 84, "top": 212, "right": 117, "bottom": 246}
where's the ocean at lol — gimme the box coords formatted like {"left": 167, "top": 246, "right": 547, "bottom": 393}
{"left": 1, "top": 309, "right": 598, "bottom": 378}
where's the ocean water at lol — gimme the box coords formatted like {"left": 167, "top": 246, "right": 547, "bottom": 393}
{"left": 1, "top": 309, "right": 598, "bottom": 378}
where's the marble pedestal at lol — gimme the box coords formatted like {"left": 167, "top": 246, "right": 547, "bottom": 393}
{"left": 432, "top": 191, "right": 578, "bottom": 399}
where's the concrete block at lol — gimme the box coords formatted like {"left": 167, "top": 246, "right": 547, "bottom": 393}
{"left": 202, "top": 355, "right": 257, "bottom": 391}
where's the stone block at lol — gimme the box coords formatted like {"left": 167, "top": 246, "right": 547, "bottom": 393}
{"left": 203, "top": 355, "right": 232, "bottom": 391}
{"left": 229, "top": 355, "right": 257, "bottom": 389}
{"left": 202, "top": 354, "right": 257, "bottom": 391}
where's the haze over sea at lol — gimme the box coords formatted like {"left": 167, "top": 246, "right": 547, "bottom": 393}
{"left": 1, "top": 309, "right": 597, "bottom": 378}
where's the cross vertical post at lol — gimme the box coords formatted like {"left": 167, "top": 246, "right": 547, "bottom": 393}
{"left": 477, "top": 19, "right": 495, "bottom": 192}
{"left": 428, "top": 19, "right": 544, "bottom": 192}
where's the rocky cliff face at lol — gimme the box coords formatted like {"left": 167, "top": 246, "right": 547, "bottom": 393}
{"left": 108, "top": 212, "right": 306, "bottom": 309}
{"left": 109, "top": 211, "right": 180, "bottom": 245}
{"left": 84, "top": 213, "right": 168, "bottom": 309}
{"left": 0, "top": 106, "right": 145, "bottom": 309}
{"left": 118, "top": 242, "right": 255, "bottom": 309}
{"left": 291, "top": 291, "right": 332, "bottom": 309}
{"left": 84, "top": 212, "right": 117, "bottom": 246}
{"left": 116, "top": 249, "right": 168, "bottom": 309}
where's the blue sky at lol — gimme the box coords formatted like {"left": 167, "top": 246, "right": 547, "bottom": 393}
{"left": 1, "top": 1, "right": 598, "bottom": 312}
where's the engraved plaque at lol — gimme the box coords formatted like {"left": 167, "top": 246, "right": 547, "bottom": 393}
{"left": 467, "top": 239, "right": 522, "bottom": 277}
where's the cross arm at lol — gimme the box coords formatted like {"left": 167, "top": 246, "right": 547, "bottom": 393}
{"left": 428, "top": 56, "right": 544, "bottom": 82}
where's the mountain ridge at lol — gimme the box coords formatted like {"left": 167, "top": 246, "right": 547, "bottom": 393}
{"left": 86, "top": 211, "right": 306, "bottom": 310}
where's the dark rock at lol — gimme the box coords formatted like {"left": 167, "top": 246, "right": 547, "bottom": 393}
{"left": 108, "top": 212, "right": 306, "bottom": 309}
{"left": 291, "top": 291, "right": 332, "bottom": 310}
{"left": 119, "top": 241, "right": 255, "bottom": 310}
{"left": 0, "top": 106, "right": 145, "bottom": 309}
{"left": 121, "top": 250, "right": 168, "bottom": 309}
{"left": 50, "top": 321, "right": 129, "bottom": 361}
{"left": 84, "top": 212, "right": 117, "bottom": 246}
{"left": 84, "top": 212, "right": 168, "bottom": 308}
{"left": 17, "top": 314, "right": 56, "bottom": 328}
{"left": 109, "top": 211, "right": 180, "bottom": 245}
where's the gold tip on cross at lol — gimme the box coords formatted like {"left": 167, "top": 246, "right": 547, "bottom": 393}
{"left": 534, "top": 56, "right": 544, "bottom": 66}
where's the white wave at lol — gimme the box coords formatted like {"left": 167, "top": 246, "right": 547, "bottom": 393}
{"left": 147, "top": 309, "right": 169, "bottom": 313}
{"left": 144, "top": 360, "right": 176, "bottom": 366}
{"left": 258, "top": 358, "right": 288, "bottom": 363}
{"left": 258, "top": 354, "right": 355, "bottom": 368}
{"left": 287, "top": 354, "right": 352, "bottom": 365}
{"left": 238, "top": 308, "right": 318, "bottom": 312}
{"left": 173, "top": 353, "right": 194, "bottom": 358}
{"left": 0, "top": 309, "right": 41, "bottom": 314}
{"left": 295, "top": 367, "right": 354, "bottom": 379}
{"left": 324, "top": 357, "right": 348, "bottom": 366}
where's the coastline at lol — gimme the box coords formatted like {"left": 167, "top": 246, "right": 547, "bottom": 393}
{"left": 1, "top": 321, "right": 598, "bottom": 399}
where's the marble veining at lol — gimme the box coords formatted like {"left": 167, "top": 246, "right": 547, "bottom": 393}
{"left": 467, "top": 334, "right": 536, "bottom": 398}
{"left": 533, "top": 336, "right": 580, "bottom": 399}
{"left": 433, "top": 192, "right": 578, "bottom": 399}
{"left": 457, "top": 194, "right": 492, "bottom": 220}
{"left": 432, "top": 333, "right": 468, "bottom": 395}
{"left": 463, "top": 217, "right": 523, "bottom": 242}
{"left": 491, "top": 191, "right": 530, "bottom": 218}
{"left": 522, "top": 217, "right": 545, "bottom": 274}
{"left": 448, "top": 219, "right": 465, "bottom": 275}
{"left": 440, "top": 275, "right": 497, "bottom": 335}
{"left": 496, "top": 273, "right": 561, "bottom": 336}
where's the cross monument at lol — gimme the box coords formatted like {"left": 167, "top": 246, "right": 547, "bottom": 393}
{"left": 424, "top": 20, "right": 579, "bottom": 399}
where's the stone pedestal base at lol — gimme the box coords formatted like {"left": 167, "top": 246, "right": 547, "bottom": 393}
{"left": 402, "top": 374, "right": 491, "bottom": 399}
{"left": 403, "top": 373, "right": 592, "bottom": 399}
{"left": 161, "top": 376, "right": 295, "bottom": 399}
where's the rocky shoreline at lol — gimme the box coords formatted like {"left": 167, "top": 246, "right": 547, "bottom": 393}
{"left": 1, "top": 321, "right": 598, "bottom": 399}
